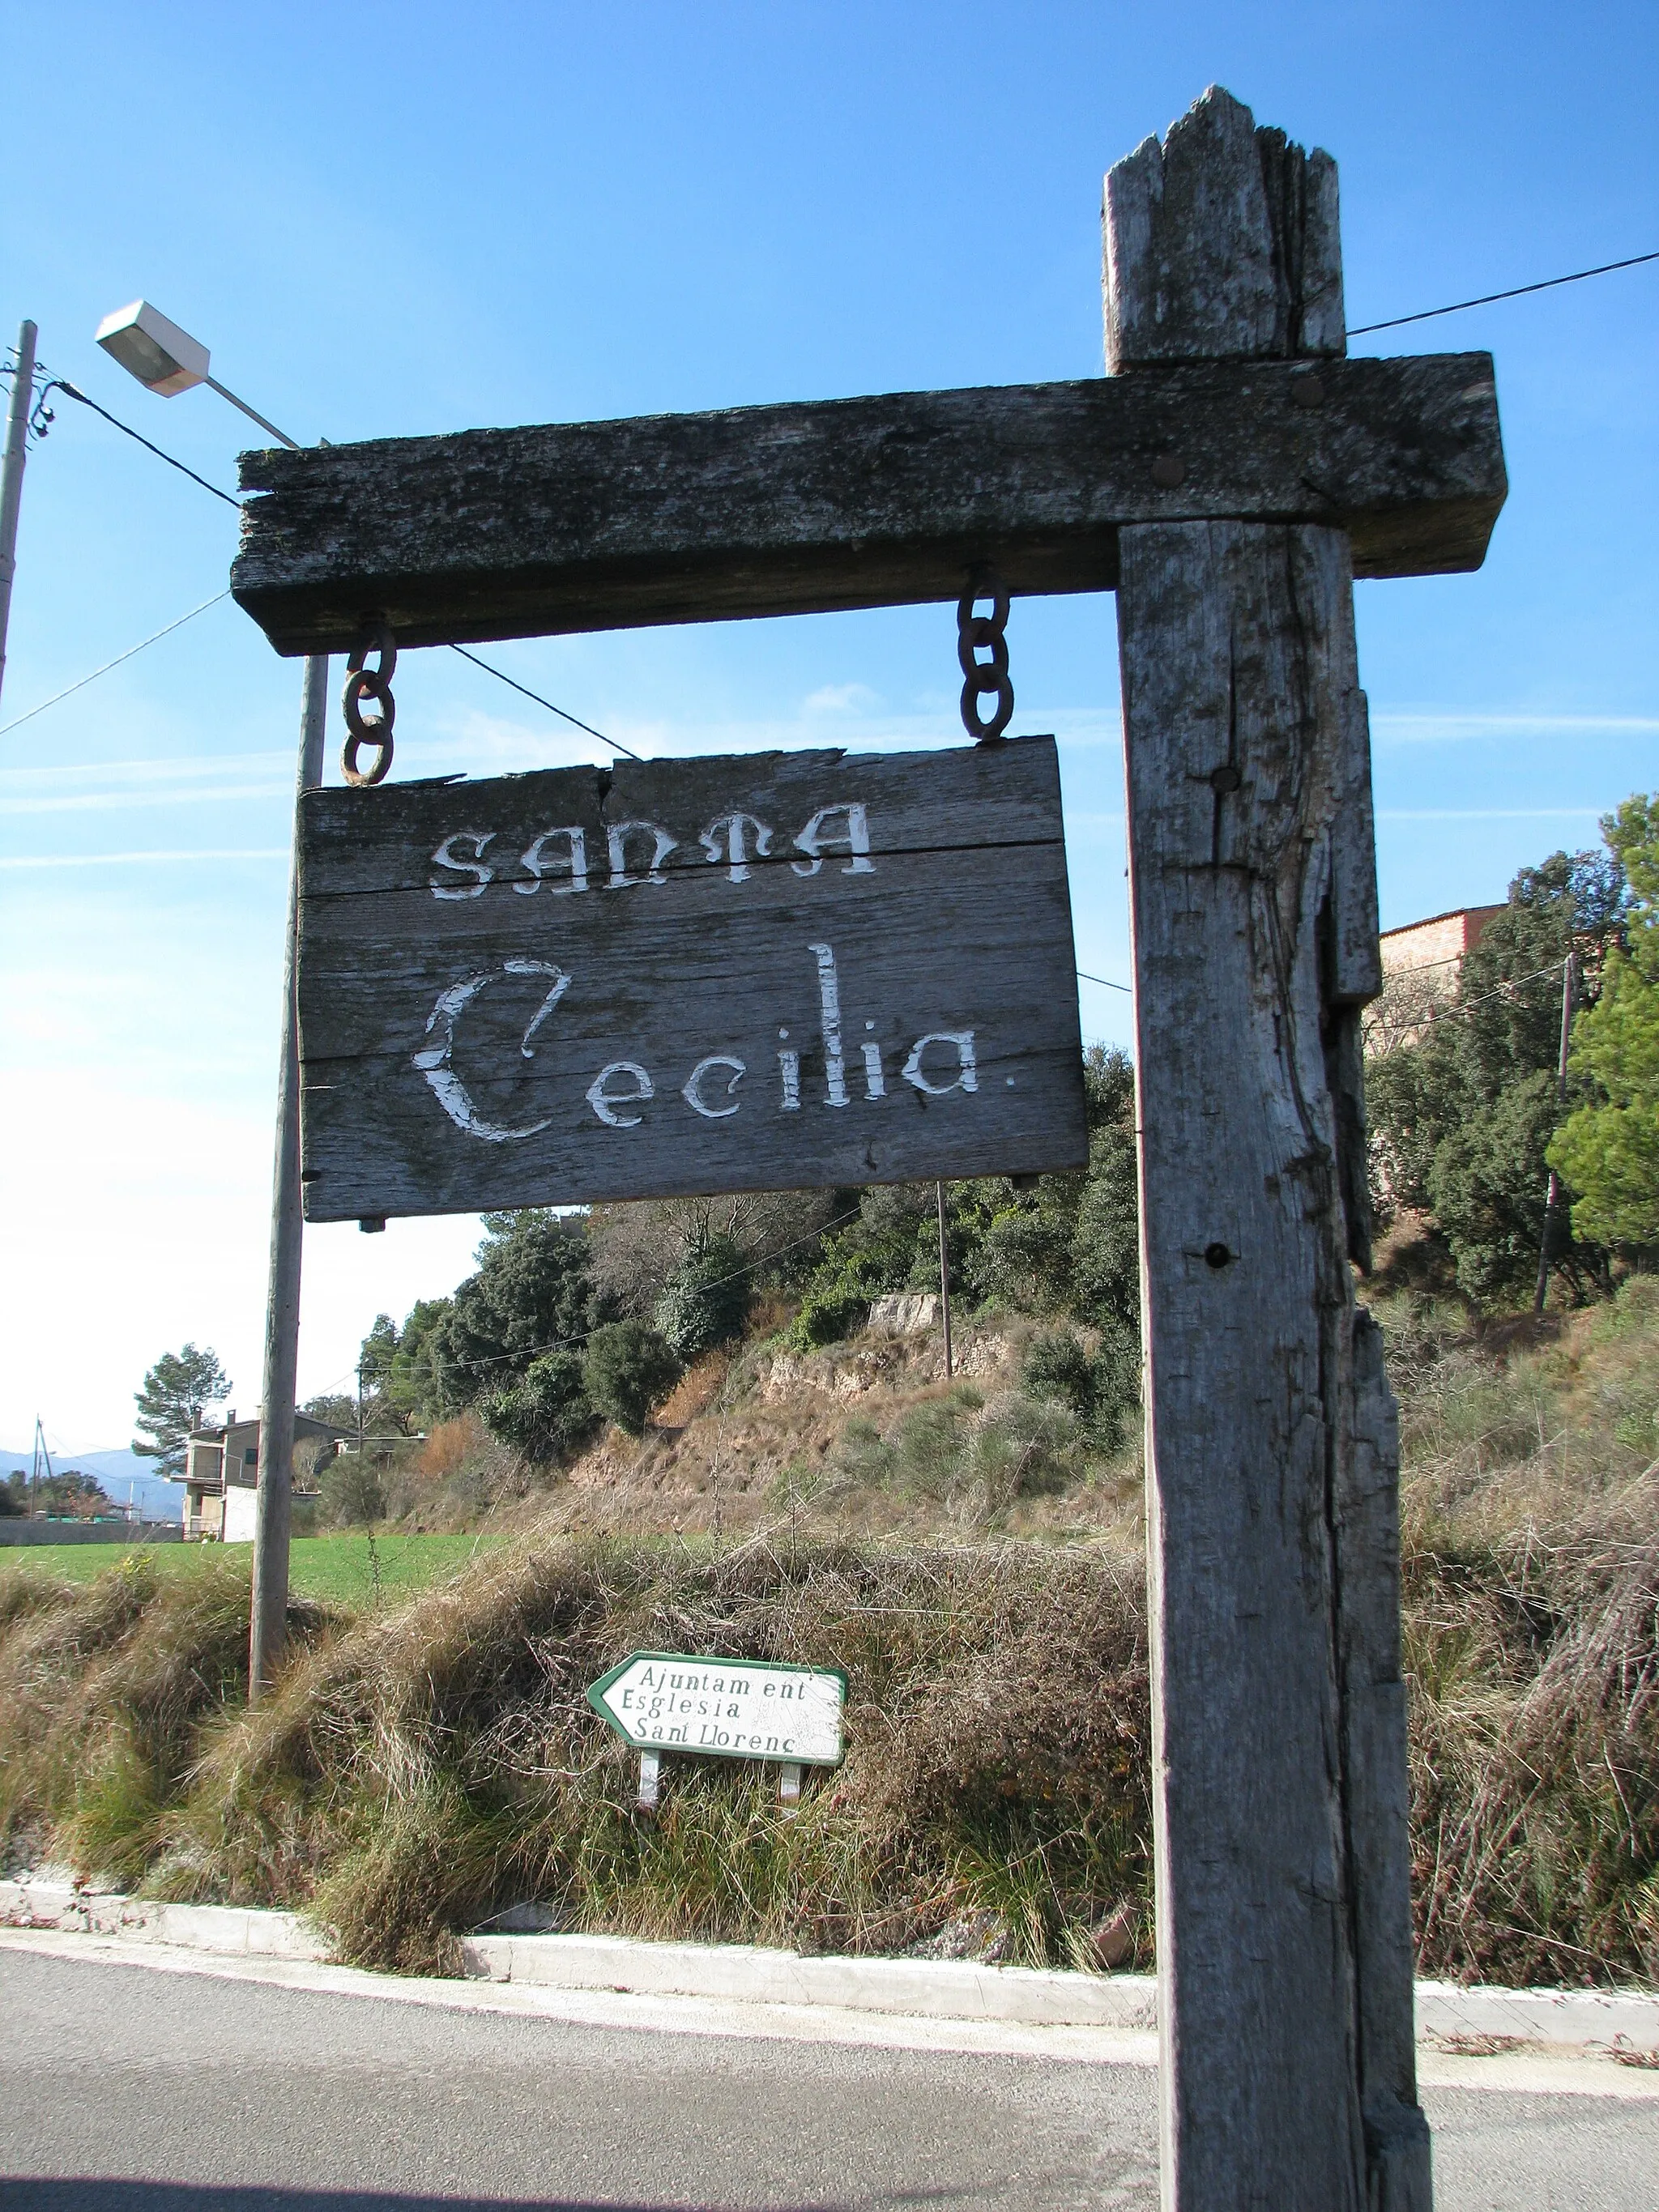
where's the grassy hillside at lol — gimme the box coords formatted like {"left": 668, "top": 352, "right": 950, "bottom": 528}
{"left": 2, "top": 1273, "right": 1654, "bottom": 1990}
{"left": 0, "top": 1532, "right": 510, "bottom": 1605}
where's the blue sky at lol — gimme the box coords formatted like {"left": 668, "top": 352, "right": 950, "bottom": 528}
{"left": 2, "top": 1, "right": 1655, "bottom": 1448}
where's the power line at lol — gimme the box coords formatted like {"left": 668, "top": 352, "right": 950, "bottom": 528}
{"left": 1077, "top": 967, "right": 1132, "bottom": 995}
{"left": 2, "top": 359, "right": 630, "bottom": 762}
{"left": 1350, "top": 249, "right": 1659, "bottom": 336}
{"left": 0, "top": 591, "right": 230, "bottom": 737}
{"left": 384, "top": 1204, "right": 870, "bottom": 1381}
{"left": 447, "top": 643, "right": 639, "bottom": 761}
{"left": 20, "top": 364, "right": 244, "bottom": 509}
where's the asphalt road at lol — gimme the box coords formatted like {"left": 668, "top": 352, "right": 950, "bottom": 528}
{"left": 3, "top": 1948, "right": 1657, "bottom": 2211}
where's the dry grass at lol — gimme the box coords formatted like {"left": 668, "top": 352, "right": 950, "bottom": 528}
{"left": 2, "top": 1538, "right": 1151, "bottom": 1980}
{"left": 3, "top": 1279, "right": 1655, "bottom": 1991}
{"left": 1380, "top": 1273, "right": 1659, "bottom": 1987}
{"left": 0, "top": 1554, "right": 331, "bottom": 1887}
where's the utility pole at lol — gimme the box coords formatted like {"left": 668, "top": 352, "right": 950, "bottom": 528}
{"left": 1533, "top": 950, "right": 1578, "bottom": 1319}
{"left": 91, "top": 300, "right": 332, "bottom": 1700}
{"left": 249, "top": 648, "right": 329, "bottom": 1696}
{"left": 30, "top": 1416, "right": 53, "bottom": 1515}
{"left": 0, "top": 318, "right": 40, "bottom": 713}
{"left": 936, "top": 1181, "right": 953, "bottom": 1379}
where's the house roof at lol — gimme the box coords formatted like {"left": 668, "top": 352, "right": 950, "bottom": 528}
{"left": 186, "top": 1413, "right": 350, "bottom": 1445}
{"left": 1378, "top": 902, "right": 1504, "bottom": 942}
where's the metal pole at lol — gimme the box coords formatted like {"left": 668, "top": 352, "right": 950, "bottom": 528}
{"left": 936, "top": 1180, "right": 953, "bottom": 1379}
{"left": 249, "top": 650, "right": 329, "bottom": 1697}
{"left": 0, "top": 318, "right": 40, "bottom": 714}
{"left": 1533, "top": 950, "right": 1577, "bottom": 1319}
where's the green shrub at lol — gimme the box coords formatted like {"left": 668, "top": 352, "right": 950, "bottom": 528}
{"left": 1019, "top": 1324, "right": 1138, "bottom": 1454}
{"left": 319, "top": 1454, "right": 388, "bottom": 1528}
{"left": 654, "top": 1234, "right": 749, "bottom": 1359}
{"left": 482, "top": 1349, "right": 597, "bottom": 1464}
{"left": 958, "top": 1394, "right": 1081, "bottom": 1514}
{"left": 582, "top": 1321, "right": 681, "bottom": 1436}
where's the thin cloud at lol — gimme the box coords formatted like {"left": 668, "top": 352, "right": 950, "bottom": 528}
{"left": 803, "top": 681, "right": 883, "bottom": 714}
{"left": 0, "top": 849, "right": 289, "bottom": 869}
{"left": 4, "top": 782, "right": 293, "bottom": 816}
{"left": 0, "top": 750, "right": 292, "bottom": 789}
{"left": 1373, "top": 712, "right": 1659, "bottom": 743}
{"left": 1377, "top": 807, "right": 1606, "bottom": 821}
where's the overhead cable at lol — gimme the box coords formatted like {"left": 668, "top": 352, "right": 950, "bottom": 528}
{"left": 447, "top": 643, "right": 640, "bottom": 761}
{"left": 0, "top": 592, "right": 231, "bottom": 737}
{"left": 1350, "top": 249, "right": 1659, "bottom": 335}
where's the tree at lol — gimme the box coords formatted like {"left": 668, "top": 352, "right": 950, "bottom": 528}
{"left": 588, "top": 1189, "right": 838, "bottom": 1318}
{"left": 1548, "top": 796, "right": 1659, "bottom": 1253}
{"left": 387, "top": 1298, "right": 454, "bottom": 1423}
{"left": 969, "top": 1046, "right": 1140, "bottom": 1332}
{"left": 360, "top": 1312, "right": 399, "bottom": 1393}
{"left": 1367, "top": 844, "right": 1627, "bottom": 1305}
{"left": 133, "top": 1344, "right": 230, "bottom": 1477}
{"left": 436, "top": 1212, "right": 613, "bottom": 1404}
{"left": 582, "top": 1321, "right": 681, "bottom": 1436}
{"left": 655, "top": 1232, "right": 749, "bottom": 1358}
{"left": 484, "top": 1350, "right": 598, "bottom": 1464}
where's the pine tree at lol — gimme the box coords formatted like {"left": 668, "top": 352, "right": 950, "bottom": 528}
{"left": 133, "top": 1344, "right": 230, "bottom": 1477}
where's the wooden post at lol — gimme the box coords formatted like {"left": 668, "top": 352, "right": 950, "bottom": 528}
{"left": 936, "top": 1181, "right": 953, "bottom": 1379}
{"left": 249, "top": 650, "right": 329, "bottom": 1698}
{"left": 1108, "top": 89, "right": 1431, "bottom": 2210}
{"left": 1533, "top": 953, "right": 1576, "bottom": 1317}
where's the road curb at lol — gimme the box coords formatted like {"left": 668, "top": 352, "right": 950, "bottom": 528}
{"left": 5, "top": 1873, "right": 1655, "bottom": 2058}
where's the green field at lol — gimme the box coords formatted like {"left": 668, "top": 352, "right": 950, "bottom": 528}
{"left": 0, "top": 1531, "right": 511, "bottom": 1608}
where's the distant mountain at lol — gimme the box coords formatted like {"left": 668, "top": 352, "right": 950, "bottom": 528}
{"left": 1, "top": 1445, "right": 181, "bottom": 1522}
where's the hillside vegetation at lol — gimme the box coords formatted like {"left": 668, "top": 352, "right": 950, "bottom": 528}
{"left": 3, "top": 1270, "right": 1655, "bottom": 1989}
{"left": 7, "top": 812, "right": 1658, "bottom": 1987}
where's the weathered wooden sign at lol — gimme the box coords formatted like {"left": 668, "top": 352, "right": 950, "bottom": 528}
{"left": 296, "top": 736, "right": 1085, "bottom": 1222}
{"left": 587, "top": 1652, "right": 846, "bottom": 1767}
{"left": 234, "top": 80, "right": 1510, "bottom": 2212}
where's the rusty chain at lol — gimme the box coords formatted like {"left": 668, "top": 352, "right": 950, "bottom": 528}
{"left": 342, "top": 619, "right": 397, "bottom": 786}
{"left": 957, "top": 569, "right": 1013, "bottom": 742}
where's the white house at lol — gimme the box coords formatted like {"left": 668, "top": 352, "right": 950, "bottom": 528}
{"left": 175, "top": 1410, "right": 345, "bottom": 1541}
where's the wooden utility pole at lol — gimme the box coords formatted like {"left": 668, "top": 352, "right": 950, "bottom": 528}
{"left": 936, "top": 1182, "right": 953, "bottom": 1379}
{"left": 0, "top": 318, "right": 39, "bottom": 714}
{"left": 1533, "top": 951, "right": 1576, "bottom": 1317}
{"left": 1109, "top": 90, "right": 1431, "bottom": 2210}
{"left": 249, "top": 650, "right": 329, "bottom": 1698}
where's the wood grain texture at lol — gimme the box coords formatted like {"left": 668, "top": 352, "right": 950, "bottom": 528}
{"left": 1112, "top": 85, "right": 1431, "bottom": 2212}
{"left": 296, "top": 738, "right": 1086, "bottom": 1222}
{"left": 231, "top": 354, "right": 1504, "bottom": 656}
{"left": 1104, "top": 84, "right": 1345, "bottom": 369}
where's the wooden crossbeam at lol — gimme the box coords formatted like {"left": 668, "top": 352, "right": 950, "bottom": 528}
{"left": 232, "top": 353, "right": 1504, "bottom": 656}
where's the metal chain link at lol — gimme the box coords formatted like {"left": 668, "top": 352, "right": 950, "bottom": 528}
{"left": 342, "top": 619, "right": 397, "bottom": 786}
{"left": 957, "top": 569, "right": 1013, "bottom": 742}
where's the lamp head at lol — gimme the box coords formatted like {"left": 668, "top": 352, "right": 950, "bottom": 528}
{"left": 95, "top": 300, "right": 210, "bottom": 397}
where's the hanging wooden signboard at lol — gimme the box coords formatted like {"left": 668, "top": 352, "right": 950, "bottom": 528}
{"left": 296, "top": 735, "right": 1086, "bottom": 1222}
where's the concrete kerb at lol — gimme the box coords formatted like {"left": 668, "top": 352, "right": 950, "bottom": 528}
{"left": 4, "top": 1873, "right": 1655, "bottom": 2060}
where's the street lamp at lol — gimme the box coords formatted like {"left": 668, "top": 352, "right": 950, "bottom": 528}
{"left": 96, "top": 300, "right": 301, "bottom": 449}
{"left": 98, "top": 297, "right": 323, "bottom": 1698}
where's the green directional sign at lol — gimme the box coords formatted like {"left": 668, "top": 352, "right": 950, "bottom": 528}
{"left": 586, "top": 1650, "right": 846, "bottom": 1767}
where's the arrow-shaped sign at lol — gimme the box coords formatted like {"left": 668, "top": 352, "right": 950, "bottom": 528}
{"left": 586, "top": 1650, "right": 846, "bottom": 1767}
